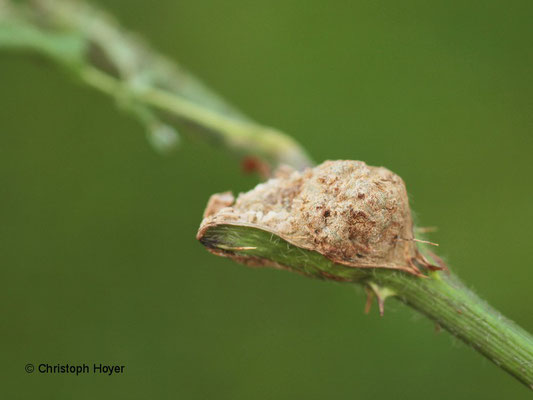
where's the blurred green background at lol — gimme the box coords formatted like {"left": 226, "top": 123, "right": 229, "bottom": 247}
{"left": 2, "top": 0, "right": 533, "bottom": 398}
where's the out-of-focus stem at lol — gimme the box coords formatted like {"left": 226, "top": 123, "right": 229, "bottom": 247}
{"left": 0, "top": 0, "right": 313, "bottom": 169}
{"left": 79, "top": 65, "right": 312, "bottom": 169}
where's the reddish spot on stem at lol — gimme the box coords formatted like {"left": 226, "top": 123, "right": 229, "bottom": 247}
{"left": 241, "top": 156, "right": 270, "bottom": 178}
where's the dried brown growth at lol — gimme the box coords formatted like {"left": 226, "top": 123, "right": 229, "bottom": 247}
{"left": 198, "top": 160, "right": 437, "bottom": 276}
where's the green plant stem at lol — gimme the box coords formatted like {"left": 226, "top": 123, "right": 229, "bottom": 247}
{"left": 379, "top": 271, "right": 533, "bottom": 387}
{"left": 201, "top": 225, "right": 533, "bottom": 389}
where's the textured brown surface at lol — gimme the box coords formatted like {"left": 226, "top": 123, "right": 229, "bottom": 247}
{"left": 198, "top": 160, "right": 436, "bottom": 275}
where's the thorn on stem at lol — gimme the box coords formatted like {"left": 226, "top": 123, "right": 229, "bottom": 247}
{"left": 412, "top": 238, "right": 439, "bottom": 247}
{"left": 377, "top": 296, "right": 385, "bottom": 317}
{"left": 397, "top": 237, "right": 439, "bottom": 247}
{"left": 366, "top": 283, "right": 396, "bottom": 317}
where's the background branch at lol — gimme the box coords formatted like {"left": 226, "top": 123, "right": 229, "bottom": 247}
{"left": 0, "top": 0, "right": 313, "bottom": 169}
